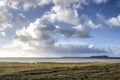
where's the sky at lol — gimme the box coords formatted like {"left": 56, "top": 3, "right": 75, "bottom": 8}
{"left": 0, "top": 0, "right": 120, "bottom": 57}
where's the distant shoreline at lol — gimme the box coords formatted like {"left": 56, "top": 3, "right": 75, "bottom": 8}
{"left": 0, "top": 57, "right": 120, "bottom": 63}
{"left": 0, "top": 57, "right": 120, "bottom": 59}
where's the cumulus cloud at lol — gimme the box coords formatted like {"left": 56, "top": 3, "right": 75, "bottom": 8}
{"left": 42, "top": 0, "right": 81, "bottom": 25}
{"left": 51, "top": 6, "right": 79, "bottom": 25}
{"left": 6, "top": 18, "right": 57, "bottom": 50}
{"left": 0, "top": 0, "right": 83, "bottom": 37}
{"left": 5, "top": 16, "right": 106, "bottom": 56}
{"left": 0, "top": 0, "right": 110, "bottom": 10}
{"left": 96, "top": 14, "right": 120, "bottom": 27}
{"left": 2, "top": 0, "right": 109, "bottom": 56}
{"left": 107, "top": 14, "right": 120, "bottom": 27}
{"left": 71, "top": 14, "right": 101, "bottom": 38}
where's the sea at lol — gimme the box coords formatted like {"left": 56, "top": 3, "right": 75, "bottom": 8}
{"left": 0, "top": 58, "right": 120, "bottom": 63}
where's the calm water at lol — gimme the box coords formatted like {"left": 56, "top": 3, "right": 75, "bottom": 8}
{"left": 0, "top": 58, "right": 120, "bottom": 63}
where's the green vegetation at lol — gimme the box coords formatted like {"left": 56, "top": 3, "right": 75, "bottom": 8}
{"left": 0, "top": 62, "right": 119, "bottom": 80}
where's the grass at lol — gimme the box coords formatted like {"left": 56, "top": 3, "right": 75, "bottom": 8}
{"left": 0, "top": 62, "right": 119, "bottom": 80}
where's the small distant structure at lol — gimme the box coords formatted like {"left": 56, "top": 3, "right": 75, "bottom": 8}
{"left": 90, "top": 55, "right": 109, "bottom": 58}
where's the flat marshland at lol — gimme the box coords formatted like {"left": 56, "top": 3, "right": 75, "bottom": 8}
{"left": 0, "top": 62, "right": 119, "bottom": 80}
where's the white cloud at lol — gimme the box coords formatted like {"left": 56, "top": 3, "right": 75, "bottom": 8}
{"left": 107, "top": 15, "right": 120, "bottom": 27}
{"left": 41, "top": 1, "right": 101, "bottom": 39}
{"left": 51, "top": 6, "right": 79, "bottom": 25}
{"left": 0, "top": 0, "right": 107, "bottom": 37}
{"left": 71, "top": 14, "right": 101, "bottom": 38}
{"left": 6, "top": 18, "right": 57, "bottom": 50}
{"left": 23, "top": 0, "right": 37, "bottom": 10}
{"left": 0, "top": 0, "right": 21, "bottom": 10}
{"left": 0, "top": 0, "right": 7, "bottom": 8}
{"left": 43, "top": 1, "right": 80, "bottom": 25}
{"left": 0, "top": 0, "right": 110, "bottom": 11}
{"left": 0, "top": 32, "right": 6, "bottom": 36}
{"left": 37, "top": 0, "right": 52, "bottom": 6}
{"left": 2, "top": 0, "right": 108, "bottom": 57}
{"left": 5, "top": 16, "right": 106, "bottom": 56}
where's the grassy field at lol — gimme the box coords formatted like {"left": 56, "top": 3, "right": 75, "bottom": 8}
{"left": 0, "top": 62, "right": 119, "bottom": 80}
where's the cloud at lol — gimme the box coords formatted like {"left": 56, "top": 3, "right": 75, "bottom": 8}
{"left": 73, "top": 24, "right": 91, "bottom": 38}
{"left": 6, "top": 18, "right": 57, "bottom": 50}
{"left": 23, "top": 0, "right": 53, "bottom": 10}
{"left": 0, "top": 0, "right": 21, "bottom": 10}
{"left": 0, "top": 32, "right": 6, "bottom": 36}
{"left": 71, "top": 14, "right": 101, "bottom": 38}
{"left": 0, "top": 9, "right": 12, "bottom": 23}
{"left": 51, "top": 6, "right": 79, "bottom": 25}
{"left": 0, "top": 0, "right": 106, "bottom": 37}
{"left": 5, "top": 16, "right": 106, "bottom": 56}
{"left": 107, "top": 46, "right": 120, "bottom": 54}
{"left": 107, "top": 14, "right": 120, "bottom": 27}
{"left": 7, "top": 0, "right": 21, "bottom": 10}
{"left": 0, "top": 0, "right": 110, "bottom": 11}
{"left": 13, "top": 13, "right": 26, "bottom": 28}
{"left": 0, "top": 0, "right": 7, "bottom": 8}
{"left": 43, "top": 0, "right": 81, "bottom": 25}
{"left": 0, "top": 9, "right": 12, "bottom": 36}
{"left": 59, "top": 28, "right": 75, "bottom": 38}
{"left": 23, "top": 0, "right": 37, "bottom": 10}
{"left": 54, "top": 42, "right": 107, "bottom": 54}
{"left": 37, "top": 0, "right": 52, "bottom": 6}
{"left": 3, "top": 0, "right": 108, "bottom": 57}
{"left": 96, "top": 14, "right": 120, "bottom": 27}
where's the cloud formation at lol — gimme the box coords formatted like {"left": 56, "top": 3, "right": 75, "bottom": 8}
{"left": 1, "top": 0, "right": 111, "bottom": 57}
{"left": 0, "top": 0, "right": 110, "bottom": 36}
{"left": 0, "top": 8, "right": 12, "bottom": 36}
{"left": 5, "top": 16, "right": 106, "bottom": 56}
{"left": 107, "top": 14, "right": 120, "bottom": 27}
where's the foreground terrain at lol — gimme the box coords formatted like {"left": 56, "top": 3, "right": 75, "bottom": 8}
{"left": 0, "top": 62, "right": 119, "bottom": 80}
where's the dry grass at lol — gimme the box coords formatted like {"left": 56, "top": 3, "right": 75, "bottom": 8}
{"left": 0, "top": 62, "right": 119, "bottom": 80}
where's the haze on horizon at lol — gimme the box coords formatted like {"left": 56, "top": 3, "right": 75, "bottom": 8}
{"left": 0, "top": 0, "right": 120, "bottom": 57}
